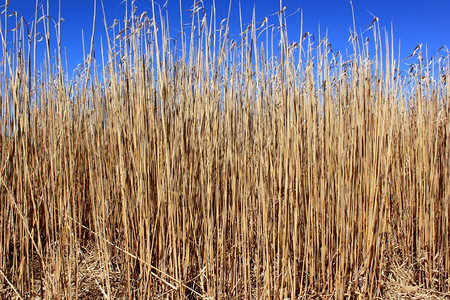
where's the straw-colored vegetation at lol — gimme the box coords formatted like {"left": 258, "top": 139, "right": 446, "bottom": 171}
{"left": 1, "top": 0, "right": 449, "bottom": 299}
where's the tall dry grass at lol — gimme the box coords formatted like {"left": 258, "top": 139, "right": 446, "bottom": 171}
{"left": 0, "top": 1, "right": 449, "bottom": 299}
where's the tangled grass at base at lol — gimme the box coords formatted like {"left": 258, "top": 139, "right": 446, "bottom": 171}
{"left": 0, "top": 1, "right": 449, "bottom": 299}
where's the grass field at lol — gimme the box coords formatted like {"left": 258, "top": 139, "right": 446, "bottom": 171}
{"left": 0, "top": 1, "right": 449, "bottom": 299}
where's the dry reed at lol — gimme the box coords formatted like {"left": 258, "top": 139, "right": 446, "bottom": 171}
{"left": 0, "top": 0, "right": 449, "bottom": 299}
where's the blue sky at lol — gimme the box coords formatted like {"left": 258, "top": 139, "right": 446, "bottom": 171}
{"left": 5, "top": 0, "right": 450, "bottom": 74}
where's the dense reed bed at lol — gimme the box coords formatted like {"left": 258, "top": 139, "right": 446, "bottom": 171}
{"left": 1, "top": 1, "right": 449, "bottom": 298}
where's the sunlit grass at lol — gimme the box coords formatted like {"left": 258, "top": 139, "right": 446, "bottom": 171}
{"left": 0, "top": 1, "right": 449, "bottom": 299}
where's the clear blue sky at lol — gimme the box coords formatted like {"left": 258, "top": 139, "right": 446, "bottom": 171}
{"left": 5, "top": 0, "right": 450, "bottom": 74}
